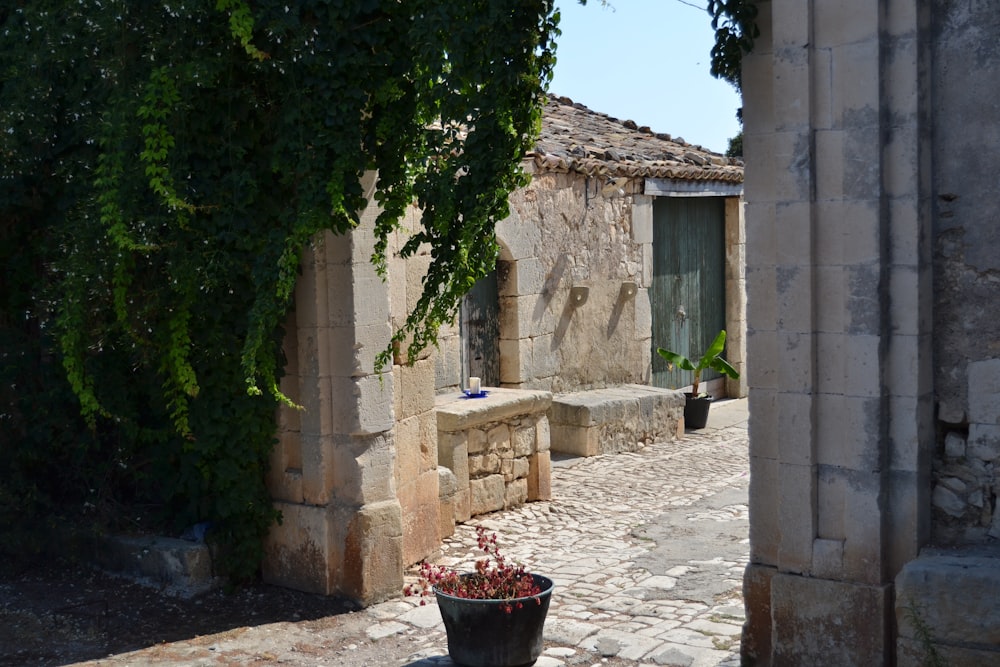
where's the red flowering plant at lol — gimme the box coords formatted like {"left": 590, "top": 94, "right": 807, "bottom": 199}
{"left": 404, "top": 526, "right": 543, "bottom": 613}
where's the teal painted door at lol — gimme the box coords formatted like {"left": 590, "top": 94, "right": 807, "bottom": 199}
{"left": 650, "top": 197, "right": 726, "bottom": 391}
{"left": 461, "top": 268, "right": 500, "bottom": 387}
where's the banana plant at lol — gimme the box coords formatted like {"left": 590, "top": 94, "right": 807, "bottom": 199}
{"left": 656, "top": 329, "right": 739, "bottom": 397}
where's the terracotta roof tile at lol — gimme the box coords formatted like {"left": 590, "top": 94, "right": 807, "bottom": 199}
{"left": 534, "top": 95, "right": 744, "bottom": 184}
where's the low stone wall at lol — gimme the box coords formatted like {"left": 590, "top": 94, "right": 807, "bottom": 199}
{"left": 895, "top": 547, "right": 1000, "bottom": 666}
{"left": 549, "top": 384, "right": 685, "bottom": 457}
{"left": 435, "top": 388, "right": 553, "bottom": 536}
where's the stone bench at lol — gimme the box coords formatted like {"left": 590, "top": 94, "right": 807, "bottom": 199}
{"left": 549, "top": 384, "right": 685, "bottom": 457}
{"left": 435, "top": 388, "right": 553, "bottom": 538}
{"left": 895, "top": 546, "right": 1000, "bottom": 665}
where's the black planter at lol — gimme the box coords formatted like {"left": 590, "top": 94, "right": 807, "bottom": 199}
{"left": 683, "top": 393, "right": 713, "bottom": 429}
{"left": 434, "top": 574, "right": 554, "bottom": 667}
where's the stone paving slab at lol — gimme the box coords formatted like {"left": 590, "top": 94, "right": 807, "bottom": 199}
{"left": 73, "top": 399, "right": 749, "bottom": 667}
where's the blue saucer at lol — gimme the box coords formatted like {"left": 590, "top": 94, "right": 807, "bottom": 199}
{"left": 462, "top": 389, "right": 489, "bottom": 399}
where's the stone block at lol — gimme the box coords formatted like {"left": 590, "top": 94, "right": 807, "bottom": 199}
{"left": 535, "top": 415, "right": 551, "bottom": 453}
{"left": 403, "top": 252, "right": 433, "bottom": 315}
{"left": 499, "top": 336, "right": 529, "bottom": 384}
{"left": 528, "top": 451, "right": 552, "bottom": 501}
{"left": 631, "top": 195, "right": 653, "bottom": 244}
{"left": 634, "top": 288, "right": 652, "bottom": 332}
{"left": 434, "top": 332, "right": 462, "bottom": 391}
{"left": 394, "top": 415, "right": 422, "bottom": 485}
{"left": 300, "top": 433, "right": 334, "bottom": 506}
{"left": 437, "top": 466, "right": 458, "bottom": 540}
{"left": 487, "top": 423, "right": 511, "bottom": 456}
{"left": 530, "top": 334, "right": 560, "bottom": 378}
{"left": 814, "top": 0, "right": 879, "bottom": 48}
{"left": 968, "top": 424, "right": 1000, "bottom": 461}
{"left": 641, "top": 243, "right": 653, "bottom": 287}
{"left": 500, "top": 257, "right": 547, "bottom": 296}
{"left": 495, "top": 207, "right": 540, "bottom": 260}
{"left": 968, "top": 358, "right": 1000, "bottom": 424}
{"left": 512, "top": 457, "right": 530, "bottom": 480}
{"left": 505, "top": 478, "right": 528, "bottom": 509}
{"left": 418, "top": 410, "right": 438, "bottom": 472}
{"left": 550, "top": 422, "right": 598, "bottom": 457}
{"left": 811, "top": 538, "right": 845, "bottom": 579}
{"left": 741, "top": 563, "right": 775, "bottom": 665}
{"left": 895, "top": 549, "right": 1000, "bottom": 661}
{"left": 748, "top": 455, "right": 780, "bottom": 566}
{"left": 747, "top": 389, "right": 779, "bottom": 460}
{"left": 332, "top": 373, "right": 394, "bottom": 437}
{"left": 470, "top": 474, "right": 506, "bottom": 516}
{"left": 500, "top": 456, "right": 514, "bottom": 481}
{"left": 332, "top": 432, "right": 396, "bottom": 506}
{"left": 398, "top": 468, "right": 440, "bottom": 566}
{"left": 263, "top": 502, "right": 335, "bottom": 596}
{"left": 438, "top": 431, "right": 469, "bottom": 490}
{"left": 777, "top": 462, "right": 817, "bottom": 573}
{"left": 512, "top": 424, "right": 536, "bottom": 457}
{"left": 267, "top": 430, "right": 304, "bottom": 502}
{"left": 469, "top": 452, "right": 500, "bottom": 477}
{"left": 340, "top": 500, "right": 404, "bottom": 605}
{"left": 776, "top": 329, "right": 812, "bottom": 389}
{"left": 816, "top": 394, "right": 882, "bottom": 470}
{"left": 772, "top": 573, "right": 891, "bottom": 665}
{"left": 300, "top": 374, "right": 334, "bottom": 438}
{"left": 398, "top": 358, "right": 435, "bottom": 420}
{"left": 499, "top": 294, "right": 557, "bottom": 340}
{"left": 747, "top": 320, "right": 779, "bottom": 391}
{"left": 467, "top": 428, "right": 487, "bottom": 455}
{"left": 95, "top": 534, "right": 221, "bottom": 599}
{"left": 776, "top": 392, "right": 816, "bottom": 466}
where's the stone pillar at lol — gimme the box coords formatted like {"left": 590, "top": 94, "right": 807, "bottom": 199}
{"left": 263, "top": 183, "right": 404, "bottom": 605}
{"left": 741, "top": 0, "right": 934, "bottom": 663}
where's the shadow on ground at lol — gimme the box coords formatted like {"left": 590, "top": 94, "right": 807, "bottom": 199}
{"left": 0, "top": 558, "right": 358, "bottom": 667}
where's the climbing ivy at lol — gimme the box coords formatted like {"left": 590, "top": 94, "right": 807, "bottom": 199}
{"left": 0, "top": 1, "right": 557, "bottom": 580}
{"left": 708, "top": 0, "right": 759, "bottom": 91}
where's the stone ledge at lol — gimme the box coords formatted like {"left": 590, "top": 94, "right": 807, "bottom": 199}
{"left": 435, "top": 387, "right": 552, "bottom": 431}
{"left": 549, "top": 384, "right": 685, "bottom": 457}
{"left": 895, "top": 546, "right": 1000, "bottom": 665}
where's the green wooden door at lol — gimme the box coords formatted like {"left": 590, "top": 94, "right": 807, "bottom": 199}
{"left": 650, "top": 197, "right": 726, "bottom": 391}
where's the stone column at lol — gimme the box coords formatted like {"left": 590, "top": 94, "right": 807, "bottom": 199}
{"left": 741, "top": 0, "right": 934, "bottom": 663}
{"left": 264, "top": 182, "right": 403, "bottom": 605}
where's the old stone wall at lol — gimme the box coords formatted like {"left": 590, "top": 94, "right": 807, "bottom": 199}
{"left": 929, "top": 0, "right": 1000, "bottom": 546}
{"left": 435, "top": 389, "right": 552, "bottom": 529}
{"left": 745, "top": 0, "right": 1000, "bottom": 663}
{"left": 741, "top": 0, "right": 935, "bottom": 663}
{"left": 494, "top": 168, "right": 651, "bottom": 394}
{"left": 264, "top": 190, "right": 404, "bottom": 604}
{"left": 385, "top": 205, "right": 447, "bottom": 568}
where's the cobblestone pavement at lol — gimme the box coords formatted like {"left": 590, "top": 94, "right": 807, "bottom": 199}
{"left": 77, "top": 399, "right": 749, "bottom": 667}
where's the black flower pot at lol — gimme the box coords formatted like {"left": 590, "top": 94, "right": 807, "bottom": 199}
{"left": 684, "top": 393, "right": 713, "bottom": 429}
{"left": 434, "top": 574, "right": 554, "bottom": 667}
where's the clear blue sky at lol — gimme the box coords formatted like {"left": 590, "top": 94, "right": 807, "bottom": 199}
{"left": 548, "top": 0, "right": 742, "bottom": 154}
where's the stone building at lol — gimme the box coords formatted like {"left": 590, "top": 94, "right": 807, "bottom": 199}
{"left": 259, "top": 96, "right": 746, "bottom": 604}
{"left": 741, "top": 1, "right": 1000, "bottom": 664}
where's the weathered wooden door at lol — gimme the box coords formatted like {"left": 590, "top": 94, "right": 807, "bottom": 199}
{"left": 461, "top": 268, "right": 500, "bottom": 387}
{"left": 650, "top": 197, "right": 726, "bottom": 390}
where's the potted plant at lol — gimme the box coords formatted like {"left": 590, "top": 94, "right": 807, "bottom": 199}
{"left": 405, "top": 526, "right": 554, "bottom": 667}
{"left": 656, "top": 329, "right": 739, "bottom": 429}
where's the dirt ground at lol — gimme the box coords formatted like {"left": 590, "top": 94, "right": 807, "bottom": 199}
{"left": 0, "top": 559, "right": 645, "bottom": 667}
{"left": 0, "top": 558, "right": 360, "bottom": 666}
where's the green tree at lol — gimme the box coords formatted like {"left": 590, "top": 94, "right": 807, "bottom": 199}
{"left": 0, "top": 1, "right": 558, "bottom": 580}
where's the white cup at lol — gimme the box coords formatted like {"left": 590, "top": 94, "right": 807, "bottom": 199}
{"left": 469, "top": 377, "right": 481, "bottom": 394}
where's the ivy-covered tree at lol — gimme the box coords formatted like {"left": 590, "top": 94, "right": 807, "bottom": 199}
{"left": 708, "top": 0, "right": 759, "bottom": 92}
{"left": 0, "top": 1, "right": 557, "bottom": 579}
